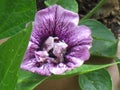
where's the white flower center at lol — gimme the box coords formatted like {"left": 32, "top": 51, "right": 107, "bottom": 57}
{"left": 35, "top": 36, "right": 68, "bottom": 65}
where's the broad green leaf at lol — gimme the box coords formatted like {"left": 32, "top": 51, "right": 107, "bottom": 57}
{"left": 80, "top": 19, "right": 118, "bottom": 58}
{"left": 45, "top": 0, "right": 78, "bottom": 12}
{"left": 45, "top": 0, "right": 59, "bottom": 5}
{"left": 15, "top": 69, "right": 48, "bottom": 90}
{"left": 79, "top": 69, "right": 112, "bottom": 90}
{"left": 0, "top": 23, "right": 32, "bottom": 90}
{"left": 0, "top": 0, "right": 36, "bottom": 39}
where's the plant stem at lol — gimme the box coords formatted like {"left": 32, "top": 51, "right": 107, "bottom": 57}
{"left": 80, "top": 0, "right": 106, "bottom": 22}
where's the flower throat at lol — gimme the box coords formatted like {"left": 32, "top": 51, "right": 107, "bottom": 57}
{"left": 35, "top": 36, "right": 68, "bottom": 64}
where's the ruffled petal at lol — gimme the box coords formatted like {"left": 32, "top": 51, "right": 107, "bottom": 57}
{"left": 58, "top": 25, "right": 92, "bottom": 48}
{"left": 54, "top": 6, "right": 79, "bottom": 39}
{"left": 31, "top": 5, "right": 79, "bottom": 45}
{"left": 34, "top": 64, "right": 53, "bottom": 76}
{"left": 21, "top": 58, "right": 37, "bottom": 72}
{"left": 24, "top": 41, "right": 39, "bottom": 61}
{"left": 50, "top": 63, "right": 68, "bottom": 74}
{"left": 21, "top": 60, "right": 52, "bottom": 76}
{"left": 31, "top": 6, "right": 56, "bottom": 44}
{"left": 21, "top": 61, "right": 68, "bottom": 76}
{"left": 65, "top": 45, "right": 90, "bottom": 68}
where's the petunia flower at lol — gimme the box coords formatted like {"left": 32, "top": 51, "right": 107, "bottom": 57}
{"left": 21, "top": 5, "right": 92, "bottom": 76}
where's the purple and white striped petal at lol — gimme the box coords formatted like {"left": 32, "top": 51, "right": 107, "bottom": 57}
{"left": 21, "top": 5, "right": 92, "bottom": 76}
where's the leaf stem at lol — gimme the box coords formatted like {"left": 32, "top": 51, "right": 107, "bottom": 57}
{"left": 80, "top": 0, "right": 106, "bottom": 22}
{"left": 116, "top": 58, "right": 120, "bottom": 76}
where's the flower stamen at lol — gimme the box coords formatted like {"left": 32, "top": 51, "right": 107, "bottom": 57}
{"left": 35, "top": 36, "right": 68, "bottom": 64}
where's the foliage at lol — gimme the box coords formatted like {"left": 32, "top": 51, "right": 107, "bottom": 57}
{"left": 79, "top": 69, "right": 112, "bottom": 90}
{"left": 45, "top": 0, "right": 78, "bottom": 12}
{"left": 0, "top": 0, "right": 36, "bottom": 39}
{"left": 0, "top": 0, "right": 119, "bottom": 90}
{"left": 0, "top": 23, "right": 32, "bottom": 90}
{"left": 80, "top": 19, "right": 118, "bottom": 58}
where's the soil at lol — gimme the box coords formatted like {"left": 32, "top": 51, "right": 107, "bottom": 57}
{"left": 76, "top": 0, "right": 120, "bottom": 38}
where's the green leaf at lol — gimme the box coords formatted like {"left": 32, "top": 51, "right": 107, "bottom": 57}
{"left": 45, "top": 0, "right": 59, "bottom": 5}
{"left": 15, "top": 69, "right": 48, "bottom": 90}
{"left": 80, "top": 19, "right": 118, "bottom": 58}
{"left": 45, "top": 0, "right": 78, "bottom": 12}
{"left": 79, "top": 69, "right": 112, "bottom": 90}
{"left": 0, "top": 23, "right": 32, "bottom": 90}
{"left": 0, "top": 0, "right": 36, "bottom": 39}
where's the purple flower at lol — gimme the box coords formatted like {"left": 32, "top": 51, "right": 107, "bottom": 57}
{"left": 21, "top": 5, "right": 92, "bottom": 76}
